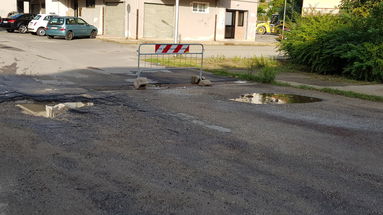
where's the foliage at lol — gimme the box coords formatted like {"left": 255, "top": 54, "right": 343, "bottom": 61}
{"left": 246, "top": 56, "right": 278, "bottom": 83}
{"left": 340, "top": 0, "right": 383, "bottom": 16}
{"left": 280, "top": 2, "right": 383, "bottom": 82}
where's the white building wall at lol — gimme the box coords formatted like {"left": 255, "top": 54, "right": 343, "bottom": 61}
{"left": 302, "top": 0, "right": 341, "bottom": 14}
{"left": 0, "top": 0, "right": 17, "bottom": 18}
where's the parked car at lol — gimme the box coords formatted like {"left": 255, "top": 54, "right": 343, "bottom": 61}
{"left": 0, "top": 13, "right": 35, "bottom": 33}
{"left": 45, "top": 16, "right": 98, "bottom": 40}
{"left": 28, "top": 14, "right": 56, "bottom": 36}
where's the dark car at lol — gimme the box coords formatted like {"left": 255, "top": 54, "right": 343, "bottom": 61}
{"left": 0, "top": 13, "right": 35, "bottom": 33}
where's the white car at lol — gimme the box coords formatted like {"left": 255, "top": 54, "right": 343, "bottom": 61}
{"left": 28, "top": 14, "right": 56, "bottom": 36}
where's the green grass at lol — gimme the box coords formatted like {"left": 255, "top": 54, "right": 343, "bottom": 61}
{"left": 145, "top": 56, "right": 383, "bottom": 102}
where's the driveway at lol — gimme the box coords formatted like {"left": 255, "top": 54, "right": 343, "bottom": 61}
{"left": 0, "top": 32, "right": 382, "bottom": 215}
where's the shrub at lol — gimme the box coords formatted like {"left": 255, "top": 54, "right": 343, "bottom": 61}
{"left": 280, "top": 2, "right": 383, "bottom": 82}
{"left": 255, "top": 67, "right": 278, "bottom": 83}
{"left": 246, "top": 56, "right": 277, "bottom": 74}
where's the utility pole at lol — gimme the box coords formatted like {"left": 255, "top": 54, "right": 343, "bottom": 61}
{"left": 174, "top": 0, "right": 180, "bottom": 43}
{"left": 282, "top": 0, "right": 287, "bottom": 39}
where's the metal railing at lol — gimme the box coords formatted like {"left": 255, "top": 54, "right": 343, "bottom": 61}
{"left": 137, "top": 43, "right": 204, "bottom": 79}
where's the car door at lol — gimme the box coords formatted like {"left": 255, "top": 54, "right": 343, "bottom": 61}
{"left": 75, "top": 18, "right": 88, "bottom": 36}
{"left": 66, "top": 17, "right": 78, "bottom": 35}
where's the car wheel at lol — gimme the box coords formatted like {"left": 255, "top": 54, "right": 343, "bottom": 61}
{"left": 37, "top": 27, "right": 46, "bottom": 36}
{"left": 18, "top": 25, "right": 27, "bottom": 34}
{"left": 47, "top": 35, "right": 54, "bottom": 39}
{"left": 6, "top": 29, "right": 14, "bottom": 33}
{"left": 90, "top": 30, "right": 97, "bottom": 39}
{"left": 256, "top": 26, "right": 267, "bottom": 35}
{"left": 65, "top": 31, "right": 74, "bottom": 40}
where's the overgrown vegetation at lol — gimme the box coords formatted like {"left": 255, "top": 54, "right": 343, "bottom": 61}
{"left": 147, "top": 56, "right": 279, "bottom": 83}
{"left": 280, "top": 1, "right": 383, "bottom": 82}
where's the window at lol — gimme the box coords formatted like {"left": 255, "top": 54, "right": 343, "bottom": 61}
{"left": 86, "top": 0, "right": 95, "bottom": 8}
{"left": 238, "top": 11, "right": 244, "bottom": 27}
{"left": 43, "top": 16, "right": 52, "bottom": 21}
{"left": 192, "top": 2, "right": 209, "bottom": 13}
{"left": 76, "top": 18, "right": 87, "bottom": 25}
{"left": 33, "top": 15, "right": 41, "bottom": 20}
{"left": 66, "top": 18, "right": 76, "bottom": 25}
{"left": 49, "top": 17, "right": 64, "bottom": 25}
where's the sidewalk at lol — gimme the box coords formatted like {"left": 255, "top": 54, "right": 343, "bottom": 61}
{"left": 97, "top": 35, "right": 278, "bottom": 46}
{"left": 276, "top": 72, "right": 383, "bottom": 97}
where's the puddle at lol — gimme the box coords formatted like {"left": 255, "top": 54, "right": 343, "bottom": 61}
{"left": 231, "top": 93, "right": 322, "bottom": 104}
{"left": 16, "top": 101, "right": 93, "bottom": 118}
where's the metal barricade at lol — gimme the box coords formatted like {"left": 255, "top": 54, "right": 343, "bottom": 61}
{"left": 137, "top": 43, "right": 204, "bottom": 79}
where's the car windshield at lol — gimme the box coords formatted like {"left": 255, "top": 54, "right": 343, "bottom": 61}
{"left": 9, "top": 14, "right": 23, "bottom": 19}
{"left": 33, "top": 15, "right": 41, "bottom": 20}
{"left": 49, "top": 17, "right": 64, "bottom": 25}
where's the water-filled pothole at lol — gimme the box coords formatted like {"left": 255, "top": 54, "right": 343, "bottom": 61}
{"left": 231, "top": 93, "right": 322, "bottom": 104}
{"left": 16, "top": 101, "right": 93, "bottom": 118}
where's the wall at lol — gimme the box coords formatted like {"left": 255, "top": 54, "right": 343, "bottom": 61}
{"left": 126, "top": 0, "right": 257, "bottom": 41}
{"left": 217, "top": 0, "right": 257, "bottom": 41}
{"left": 0, "top": 0, "right": 17, "bottom": 18}
{"left": 45, "top": 0, "right": 72, "bottom": 16}
{"left": 78, "top": 0, "right": 103, "bottom": 35}
{"left": 302, "top": 0, "right": 341, "bottom": 15}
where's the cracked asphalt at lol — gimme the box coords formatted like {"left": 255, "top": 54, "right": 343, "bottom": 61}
{"left": 0, "top": 32, "right": 382, "bottom": 215}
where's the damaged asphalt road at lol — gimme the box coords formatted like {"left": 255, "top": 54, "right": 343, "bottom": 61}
{"left": 0, "top": 83, "right": 383, "bottom": 215}
{"left": 0, "top": 32, "right": 383, "bottom": 215}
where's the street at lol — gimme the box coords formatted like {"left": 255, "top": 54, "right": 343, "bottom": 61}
{"left": 0, "top": 32, "right": 383, "bottom": 215}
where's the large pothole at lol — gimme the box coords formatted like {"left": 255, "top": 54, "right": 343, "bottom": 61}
{"left": 16, "top": 101, "right": 94, "bottom": 118}
{"left": 231, "top": 93, "right": 322, "bottom": 104}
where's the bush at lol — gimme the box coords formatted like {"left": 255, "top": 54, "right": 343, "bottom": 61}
{"left": 246, "top": 56, "right": 278, "bottom": 83}
{"left": 280, "top": 2, "right": 383, "bottom": 82}
{"left": 246, "top": 56, "right": 277, "bottom": 74}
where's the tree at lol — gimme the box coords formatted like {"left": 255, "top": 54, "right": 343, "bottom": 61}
{"left": 340, "top": 0, "right": 383, "bottom": 16}
{"left": 267, "top": 0, "right": 303, "bottom": 20}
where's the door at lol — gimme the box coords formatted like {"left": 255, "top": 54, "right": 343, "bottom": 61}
{"left": 104, "top": 2, "right": 125, "bottom": 37}
{"left": 66, "top": 17, "right": 80, "bottom": 36}
{"left": 143, "top": 3, "right": 174, "bottom": 39}
{"left": 225, "top": 10, "right": 236, "bottom": 39}
{"left": 76, "top": 18, "right": 88, "bottom": 36}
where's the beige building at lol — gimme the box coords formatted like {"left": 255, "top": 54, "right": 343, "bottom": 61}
{"left": 44, "top": 0, "right": 258, "bottom": 41}
{"left": 302, "top": 0, "right": 342, "bottom": 15}
{"left": 0, "top": 1, "right": 18, "bottom": 18}
{"left": 1, "top": 0, "right": 45, "bottom": 18}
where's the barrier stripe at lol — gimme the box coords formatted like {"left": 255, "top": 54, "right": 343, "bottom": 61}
{"left": 155, "top": 44, "right": 190, "bottom": 54}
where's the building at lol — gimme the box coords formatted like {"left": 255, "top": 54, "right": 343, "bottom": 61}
{"left": 302, "top": 0, "right": 342, "bottom": 15}
{"left": 43, "top": 0, "right": 258, "bottom": 41}
{"left": 1, "top": 0, "right": 45, "bottom": 18}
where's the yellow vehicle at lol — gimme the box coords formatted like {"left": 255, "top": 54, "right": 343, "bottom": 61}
{"left": 256, "top": 14, "right": 283, "bottom": 35}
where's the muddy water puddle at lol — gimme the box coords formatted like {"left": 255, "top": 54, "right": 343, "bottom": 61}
{"left": 231, "top": 93, "right": 322, "bottom": 104}
{"left": 16, "top": 101, "right": 93, "bottom": 118}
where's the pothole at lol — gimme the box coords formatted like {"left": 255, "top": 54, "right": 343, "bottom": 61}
{"left": 231, "top": 93, "right": 322, "bottom": 104}
{"left": 16, "top": 101, "right": 94, "bottom": 118}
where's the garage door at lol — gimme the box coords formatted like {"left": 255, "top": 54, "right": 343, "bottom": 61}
{"left": 144, "top": 3, "right": 174, "bottom": 39}
{"left": 104, "top": 2, "right": 125, "bottom": 37}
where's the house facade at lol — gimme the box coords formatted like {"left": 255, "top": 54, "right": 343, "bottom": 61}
{"left": 302, "top": 0, "right": 342, "bottom": 15}
{"left": 43, "top": 0, "right": 258, "bottom": 41}
{"left": 1, "top": 0, "right": 45, "bottom": 18}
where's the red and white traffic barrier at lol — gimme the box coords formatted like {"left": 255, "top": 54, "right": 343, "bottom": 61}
{"left": 155, "top": 44, "right": 190, "bottom": 54}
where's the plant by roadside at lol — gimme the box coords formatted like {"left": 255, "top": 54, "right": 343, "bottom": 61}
{"left": 279, "top": 2, "right": 383, "bottom": 82}
{"left": 246, "top": 56, "right": 278, "bottom": 83}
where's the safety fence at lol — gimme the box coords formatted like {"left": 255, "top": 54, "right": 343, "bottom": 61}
{"left": 137, "top": 43, "right": 204, "bottom": 78}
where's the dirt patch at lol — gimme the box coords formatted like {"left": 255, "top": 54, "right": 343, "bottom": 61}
{"left": 0, "top": 63, "right": 18, "bottom": 75}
